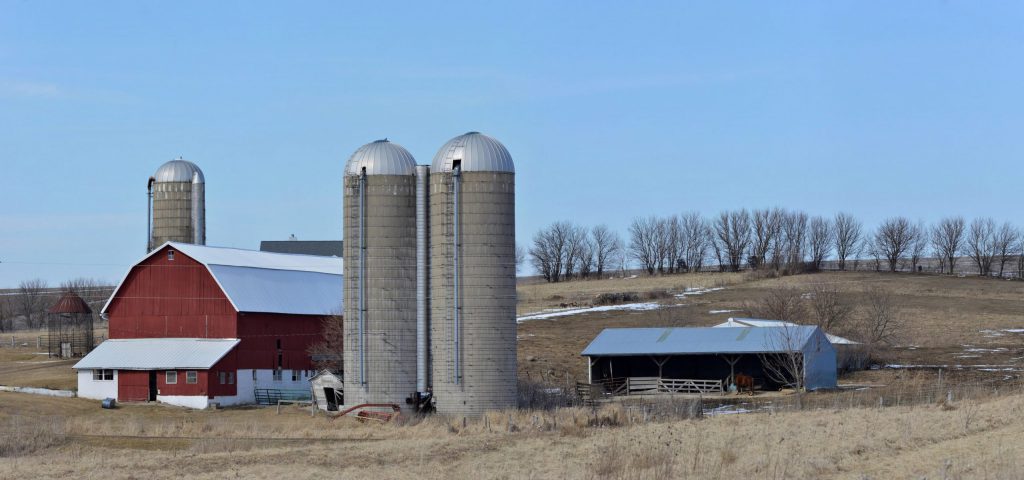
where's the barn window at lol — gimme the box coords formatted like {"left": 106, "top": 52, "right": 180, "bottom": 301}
{"left": 186, "top": 371, "right": 198, "bottom": 384}
{"left": 228, "top": 372, "right": 235, "bottom": 385}
{"left": 219, "top": 371, "right": 226, "bottom": 385}
{"left": 167, "top": 250, "right": 175, "bottom": 261}
{"left": 92, "top": 369, "right": 113, "bottom": 381}
{"left": 291, "top": 370, "right": 299, "bottom": 381}
{"left": 252, "top": 370, "right": 257, "bottom": 381}
{"left": 166, "top": 371, "right": 178, "bottom": 384}
{"left": 272, "top": 369, "right": 282, "bottom": 381}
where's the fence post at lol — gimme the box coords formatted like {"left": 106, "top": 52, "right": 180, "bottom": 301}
{"left": 37, "top": 336, "right": 41, "bottom": 349}
{"left": 10, "top": 336, "right": 14, "bottom": 348}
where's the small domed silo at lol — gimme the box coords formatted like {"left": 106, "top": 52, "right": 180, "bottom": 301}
{"left": 148, "top": 158, "right": 205, "bottom": 250}
{"left": 429, "top": 132, "right": 517, "bottom": 416}
{"left": 342, "top": 139, "right": 419, "bottom": 409}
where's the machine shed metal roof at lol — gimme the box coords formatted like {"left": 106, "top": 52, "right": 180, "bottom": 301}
{"left": 431, "top": 131, "right": 515, "bottom": 173}
{"left": 345, "top": 139, "right": 417, "bottom": 176}
{"left": 103, "top": 242, "right": 343, "bottom": 316}
{"left": 581, "top": 326, "right": 826, "bottom": 357}
{"left": 73, "top": 338, "right": 239, "bottom": 370}
{"left": 714, "top": 318, "right": 859, "bottom": 345}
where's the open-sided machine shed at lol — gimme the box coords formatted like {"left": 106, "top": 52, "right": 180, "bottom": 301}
{"left": 582, "top": 326, "right": 837, "bottom": 391}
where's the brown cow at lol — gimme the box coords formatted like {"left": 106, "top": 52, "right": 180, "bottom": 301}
{"left": 734, "top": 373, "right": 755, "bottom": 396}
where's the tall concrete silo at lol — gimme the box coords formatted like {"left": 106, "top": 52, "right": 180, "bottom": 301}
{"left": 429, "top": 132, "right": 517, "bottom": 416}
{"left": 148, "top": 158, "right": 205, "bottom": 251}
{"left": 342, "top": 139, "right": 419, "bottom": 409}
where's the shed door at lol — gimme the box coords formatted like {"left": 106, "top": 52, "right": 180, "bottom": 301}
{"left": 323, "top": 387, "right": 338, "bottom": 411}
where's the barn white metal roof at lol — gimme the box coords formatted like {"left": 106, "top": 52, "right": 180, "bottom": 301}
{"left": 431, "top": 131, "right": 515, "bottom": 173}
{"left": 345, "top": 139, "right": 417, "bottom": 176}
{"left": 73, "top": 338, "right": 239, "bottom": 370}
{"left": 154, "top": 159, "right": 205, "bottom": 183}
{"left": 581, "top": 326, "right": 827, "bottom": 356}
{"left": 102, "top": 242, "right": 343, "bottom": 316}
{"left": 715, "top": 318, "right": 859, "bottom": 345}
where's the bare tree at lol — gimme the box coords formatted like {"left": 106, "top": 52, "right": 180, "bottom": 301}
{"left": 652, "top": 217, "right": 671, "bottom": 274}
{"left": 807, "top": 284, "right": 854, "bottom": 333}
{"left": 16, "top": 278, "right": 50, "bottom": 330}
{"left": 562, "top": 223, "right": 589, "bottom": 280}
{"left": 665, "top": 215, "right": 682, "bottom": 273}
{"left": 307, "top": 313, "right": 344, "bottom": 372}
{"left": 807, "top": 215, "right": 833, "bottom": 271}
{"left": 0, "top": 297, "right": 11, "bottom": 333}
{"left": 750, "top": 208, "right": 783, "bottom": 270}
{"left": 834, "top": 212, "right": 862, "bottom": 271}
{"left": 515, "top": 243, "right": 526, "bottom": 274}
{"left": 577, "top": 235, "right": 595, "bottom": 279}
{"left": 874, "top": 217, "right": 915, "bottom": 272}
{"left": 530, "top": 222, "right": 572, "bottom": 282}
{"left": 966, "top": 217, "right": 997, "bottom": 277}
{"left": 759, "top": 324, "right": 813, "bottom": 407}
{"left": 857, "top": 287, "right": 903, "bottom": 346}
{"left": 745, "top": 287, "right": 807, "bottom": 322}
{"left": 680, "top": 212, "right": 710, "bottom": 272}
{"left": 1017, "top": 236, "right": 1024, "bottom": 280}
{"left": 591, "top": 224, "right": 622, "bottom": 278}
{"left": 629, "top": 216, "right": 661, "bottom": 275}
{"left": 908, "top": 221, "right": 929, "bottom": 273}
{"left": 931, "top": 216, "right": 965, "bottom": 275}
{"left": 993, "top": 222, "right": 1021, "bottom": 278}
{"left": 713, "top": 209, "right": 751, "bottom": 272}
{"left": 779, "top": 210, "right": 808, "bottom": 272}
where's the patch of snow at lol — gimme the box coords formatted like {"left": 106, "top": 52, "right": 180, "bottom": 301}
{"left": 516, "top": 302, "right": 662, "bottom": 323}
{"left": 708, "top": 309, "right": 740, "bottom": 314}
{"left": 674, "top": 287, "right": 725, "bottom": 299}
{"left": 1004, "top": 329, "right": 1024, "bottom": 333}
{"left": 706, "top": 405, "right": 754, "bottom": 416}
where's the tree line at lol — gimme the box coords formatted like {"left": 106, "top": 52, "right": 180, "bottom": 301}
{"left": 0, "top": 278, "right": 111, "bottom": 332}
{"left": 529, "top": 209, "right": 1024, "bottom": 282}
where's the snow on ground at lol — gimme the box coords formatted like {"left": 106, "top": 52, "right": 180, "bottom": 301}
{"left": 980, "top": 328, "right": 1024, "bottom": 337}
{"left": 709, "top": 309, "right": 740, "bottom": 314}
{"left": 673, "top": 287, "right": 725, "bottom": 299}
{"left": 516, "top": 302, "right": 662, "bottom": 323}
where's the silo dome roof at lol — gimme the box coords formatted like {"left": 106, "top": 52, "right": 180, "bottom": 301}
{"left": 154, "top": 159, "right": 204, "bottom": 183}
{"left": 345, "top": 139, "right": 417, "bottom": 176}
{"left": 431, "top": 132, "right": 514, "bottom": 173}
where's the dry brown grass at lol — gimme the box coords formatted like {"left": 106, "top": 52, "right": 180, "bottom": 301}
{"left": 3, "top": 388, "right": 1024, "bottom": 479}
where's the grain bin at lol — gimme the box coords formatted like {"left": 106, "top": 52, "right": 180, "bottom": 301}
{"left": 148, "top": 158, "right": 205, "bottom": 251}
{"left": 429, "top": 132, "right": 517, "bottom": 416}
{"left": 342, "top": 139, "right": 419, "bottom": 409}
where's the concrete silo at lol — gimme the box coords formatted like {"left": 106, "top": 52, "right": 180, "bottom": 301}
{"left": 342, "top": 140, "right": 419, "bottom": 409}
{"left": 429, "top": 132, "right": 517, "bottom": 416}
{"left": 148, "top": 158, "right": 205, "bottom": 251}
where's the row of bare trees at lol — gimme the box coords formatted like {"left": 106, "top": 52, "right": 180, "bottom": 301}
{"left": 0, "top": 278, "right": 111, "bottom": 332}
{"left": 528, "top": 222, "right": 625, "bottom": 282}
{"left": 529, "top": 210, "right": 1023, "bottom": 282}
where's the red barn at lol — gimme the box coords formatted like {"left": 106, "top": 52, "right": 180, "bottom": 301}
{"left": 74, "top": 242, "right": 343, "bottom": 408}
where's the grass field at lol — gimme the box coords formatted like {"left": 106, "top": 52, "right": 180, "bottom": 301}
{"left": 1, "top": 270, "right": 1022, "bottom": 478}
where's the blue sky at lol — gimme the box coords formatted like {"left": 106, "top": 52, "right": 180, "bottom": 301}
{"left": 1, "top": 2, "right": 1022, "bottom": 287}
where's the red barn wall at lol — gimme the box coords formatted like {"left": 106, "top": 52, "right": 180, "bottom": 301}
{"left": 207, "top": 350, "right": 239, "bottom": 398}
{"left": 157, "top": 369, "right": 209, "bottom": 396}
{"left": 107, "top": 246, "right": 236, "bottom": 339}
{"left": 236, "top": 313, "right": 321, "bottom": 370}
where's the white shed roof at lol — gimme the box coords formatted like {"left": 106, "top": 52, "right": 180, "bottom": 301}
{"left": 103, "top": 242, "right": 343, "bottom": 315}
{"left": 73, "top": 338, "right": 239, "bottom": 370}
{"left": 714, "top": 318, "right": 859, "bottom": 345}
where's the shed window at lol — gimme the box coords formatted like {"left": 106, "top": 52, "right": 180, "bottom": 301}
{"left": 167, "top": 250, "right": 175, "bottom": 261}
{"left": 166, "top": 371, "right": 177, "bottom": 384}
{"left": 186, "top": 371, "right": 198, "bottom": 384}
{"left": 272, "top": 369, "right": 282, "bottom": 381}
{"left": 219, "top": 371, "right": 226, "bottom": 385}
{"left": 92, "top": 369, "right": 114, "bottom": 381}
{"left": 228, "top": 372, "right": 235, "bottom": 385}
{"left": 291, "top": 370, "right": 300, "bottom": 381}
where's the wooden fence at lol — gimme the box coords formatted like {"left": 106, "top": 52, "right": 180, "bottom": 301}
{"left": 577, "top": 377, "right": 723, "bottom": 404}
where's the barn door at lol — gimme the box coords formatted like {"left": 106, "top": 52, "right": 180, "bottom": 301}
{"left": 148, "top": 372, "right": 158, "bottom": 401}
